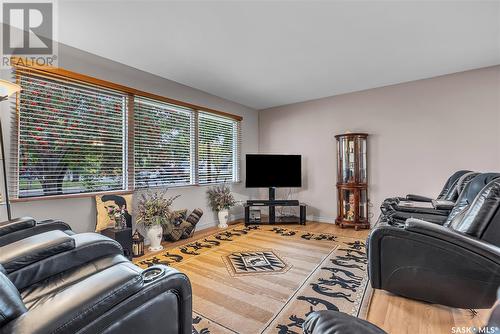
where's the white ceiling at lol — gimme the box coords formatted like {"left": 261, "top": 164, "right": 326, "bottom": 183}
{"left": 57, "top": 1, "right": 500, "bottom": 110}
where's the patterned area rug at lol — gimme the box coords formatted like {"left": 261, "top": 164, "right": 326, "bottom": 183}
{"left": 135, "top": 225, "right": 372, "bottom": 334}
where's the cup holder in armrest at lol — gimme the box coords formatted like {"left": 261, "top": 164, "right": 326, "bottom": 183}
{"left": 142, "top": 266, "right": 166, "bottom": 283}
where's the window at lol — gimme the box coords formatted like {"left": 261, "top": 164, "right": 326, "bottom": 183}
{"left": 198, "top": 112, "right": 241, "bottom": 184}
{"left": 134, "top": 97, "right": 195, "bottom": 188}
{"left": 11, "top": 64, "right": 242, "bottom": 199}
{"left": 14, "top": 71, "right": 127, "bottom": 198}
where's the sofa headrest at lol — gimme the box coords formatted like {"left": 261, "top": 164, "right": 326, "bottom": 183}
{"left": 0, "top": 230, "right": 75, "bottom": 273}
{"left": 438, "top": 170, "right": 472, "bottom": 200}
{"left": 443, "top": 172, "right": 479, "bottom": 201}
{"left": 448, "top": 179, "right": 500, "bottom": 238}
{"left": 0, "top": 217, "right": 36, "bottom": 238}
{"left": 458, "top": 172, "right": 481, "bottom": 193}
{"left": 9, "top": 233, "right": 123, "bottom": 291}
{"left": 444, "top": 173, "right": 500, "bottom": 226}
{"left": 0, "top": 271, "right": 27, "bottom": 327}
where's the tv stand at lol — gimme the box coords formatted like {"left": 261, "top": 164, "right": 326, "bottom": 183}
{"left": 244, "top": 187, "right": 306, "bottom": 225}
{"left": 268, "top": 187, "right": 276, "bottom": 224}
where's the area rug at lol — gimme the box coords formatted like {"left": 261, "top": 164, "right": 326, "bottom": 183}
{"left": 135, "top": 225, "right": 372, "bottom": 334}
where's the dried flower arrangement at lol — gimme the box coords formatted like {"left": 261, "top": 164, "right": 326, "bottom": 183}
{"left": 136, "top": 190, "right": 180, "bottom": 228}
{"left": 207, "top": 184, "right": 236, "bottom": 212}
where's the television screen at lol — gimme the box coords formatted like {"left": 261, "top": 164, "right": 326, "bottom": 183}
{"left": 245, "top": 154, "right": 302, "bottom": 188}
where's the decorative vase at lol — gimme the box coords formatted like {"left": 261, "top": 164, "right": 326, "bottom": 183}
{"left": 146, "top": 224, "right": 163, "bottom": 251}
{"left": 217, "top": 209, "right": 229, "bottom": 229}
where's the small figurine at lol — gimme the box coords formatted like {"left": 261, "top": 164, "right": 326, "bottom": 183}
{"left": 346, "top": 193, "right": 355, "bottom": 221}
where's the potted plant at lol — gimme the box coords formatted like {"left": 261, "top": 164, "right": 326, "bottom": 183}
{"left": 136, "top": 190, "right": 179, "bottom": 251}
{"left": 207, "top": 184, "right": 236, "bottom": 229}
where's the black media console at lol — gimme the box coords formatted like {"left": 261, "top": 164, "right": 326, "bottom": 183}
{"left": 244, "top": 188, "right": 306, "bottom": 226}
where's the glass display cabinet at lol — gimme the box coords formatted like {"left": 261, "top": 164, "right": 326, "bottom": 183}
{"left": 335, "top": 133, "right": 370, "bottom": 230}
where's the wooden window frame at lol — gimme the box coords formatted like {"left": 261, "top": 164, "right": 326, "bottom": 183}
{"left": 10, "top": 57, "right": 242, "bottom": 121}
{"left": 10, "top": 57, "right": 243, "bottom": 202}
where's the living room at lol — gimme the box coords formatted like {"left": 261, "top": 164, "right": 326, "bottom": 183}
{"left": 0, "top": 1, "right": 499, "bottom": 334}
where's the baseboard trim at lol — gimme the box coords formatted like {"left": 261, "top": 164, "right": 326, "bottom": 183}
{"left": 197, "top": 215, "right": 335, "bottom": 229}
{"left": 196, "top": 213, "right": 245, "bottom": 231}
{"left": 196, "top": 221, "right": 216, "bottom": 230}
{"left": 307, "top": 215, "right": 336, "bottom": 224}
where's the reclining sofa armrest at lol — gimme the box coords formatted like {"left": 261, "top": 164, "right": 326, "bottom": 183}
{"left": 432, "top": 200, "right": 455, "bottom": 210}
{"left": 386, "top": 211, "right": 447, "bottom": 225}
{"left": 368, "top": 220, "right": 500, "bottom": 308}
{"left": 1, "top": 261, "right": 144, "bottom": 334}
{"left": 405, "top": 218, "right": 500, "bottom": 261}
{"left": 0, "top": 217, "right": 36, "bottom": 237}
{"left": 3, "top": 264, "right": 192, "bottom": 334}
{"left": 0, "top": 271, "right": 27, "bottom": 327}
{"left": 405, "top": 194, "right": 433, "bottom": 202}
{"left": 389, "top": 204, "right": 450, "bottom": 216}
{"left": 73, "top": 265, "right": 193, "bottom": 334}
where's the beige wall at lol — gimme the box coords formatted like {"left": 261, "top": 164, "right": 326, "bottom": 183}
{"left": 0, "top": 44, "right": 259, "bottom": 232}
{"left": 259, "top": 66, "right": 500, "bottom": 223}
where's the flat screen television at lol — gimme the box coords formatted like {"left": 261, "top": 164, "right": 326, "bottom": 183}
{"left": 245, "top": 154, "right": 302, "bottom": 188}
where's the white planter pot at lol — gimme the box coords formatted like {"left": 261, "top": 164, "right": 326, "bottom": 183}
{"left": 218, "top": 209, "right": 229, "bottom": 229}
{"left": 146, "top": 225, "right": 163, "bottom": 251}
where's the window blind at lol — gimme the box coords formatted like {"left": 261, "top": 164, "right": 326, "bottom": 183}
{"left": 134, "top": 97, "right": 195, "bottom": 188}
{"left": 13, "top": 70, "right": 127, "bottom": 198}
{"left": 198, "top": 112, "right": 241, "bottom": 184}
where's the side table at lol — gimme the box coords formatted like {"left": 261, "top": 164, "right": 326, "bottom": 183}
{"left": 101, "top": 227, "right": 133, "bottom": 260}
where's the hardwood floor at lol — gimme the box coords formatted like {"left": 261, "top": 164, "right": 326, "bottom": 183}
{"left": 137, "top": 220, "right": 492, "bottom": 333}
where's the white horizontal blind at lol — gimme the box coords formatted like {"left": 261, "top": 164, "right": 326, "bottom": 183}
{"left": 134, "top": 97, "right": 195, "bottom": 188}
{"left": 198, "top": 112, "right": 241, "bottom": 184}
{"left": 14, "top": 70, "right": 127, "bottom": 198}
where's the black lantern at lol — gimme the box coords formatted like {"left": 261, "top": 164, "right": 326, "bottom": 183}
{"left": 132, "top": 229, "right": 144, "bottom": 257}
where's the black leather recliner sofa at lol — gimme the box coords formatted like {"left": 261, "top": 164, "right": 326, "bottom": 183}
{"left": 383, "top": 172, "right": 500, "bottom": 225}
{"left": 381, "top": 171, "right": 479, "bottom": 218}
{"left": 303, "top": 309, "right": 386, "bottom": 334}
{"left": 382, "top": 169, "right": 471, "bottom": 206}
{"left": 368, "top": 178, "right": 500, "bottom": 309}
{"left": 302, "top": 292, "right": 500, "bottom": 334}
{"left": 0, "top": 218, "right": 192, "bottom": 334}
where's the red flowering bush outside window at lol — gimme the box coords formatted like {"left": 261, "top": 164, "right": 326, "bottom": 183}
{"left": 17, "top": 74, "right": 126, "bottom": 197}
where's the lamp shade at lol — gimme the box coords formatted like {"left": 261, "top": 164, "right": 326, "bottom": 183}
{"left": 0, "top": 79, "right": 21, "bottom": 100}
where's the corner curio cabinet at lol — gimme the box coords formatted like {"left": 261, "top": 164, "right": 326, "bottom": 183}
{"left": 335, "top": 133, "right": 370, "bottom": 230}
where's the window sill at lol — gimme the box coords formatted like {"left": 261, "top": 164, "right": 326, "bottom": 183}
{"left": 135, "top": 181, "right": 242, "bottom": 191}
{"left": 10, "top": 189, "right": 133, "bottom": 203}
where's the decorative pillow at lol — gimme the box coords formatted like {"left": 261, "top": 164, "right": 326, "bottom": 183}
{"left": 163, "top": 208, "right": 203, "bottom": 242}
{"left": 163, "top": 209, "right": 187, "bottom": 241}
{"left": 95, "top": 193, "right": 133, "bottom": 232}
{"left": 171, "top": 209, "right": 188, "bottom": 227}
{"left": 165, "top": 226, "right": 183, "bottom": 242}
{"left": 181, "top": 208, "right": 203, "bottom": 239}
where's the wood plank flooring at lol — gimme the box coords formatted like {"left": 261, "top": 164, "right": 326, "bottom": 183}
{"left": 137, "top": 220, "right": 492, "bottom": 333}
